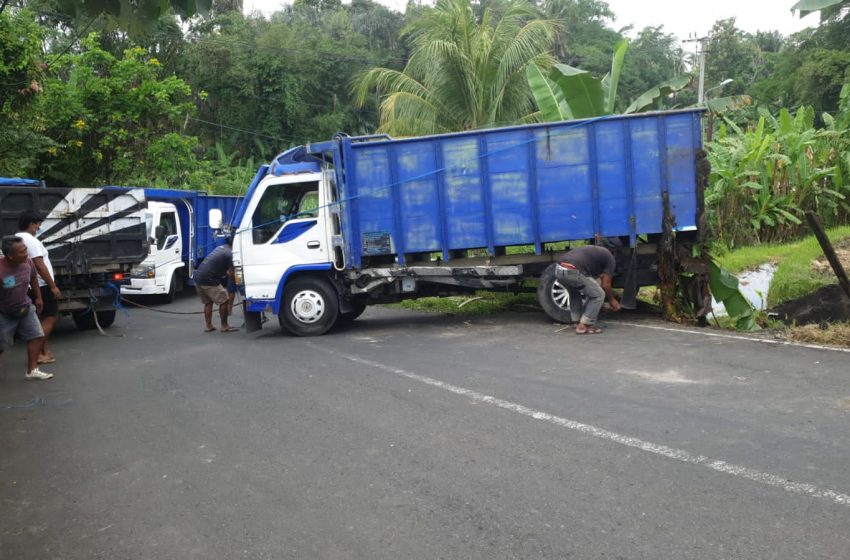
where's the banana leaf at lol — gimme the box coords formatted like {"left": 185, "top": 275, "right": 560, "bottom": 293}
{"left": 526, "top": 62, "right": 572, "bottom": 122}
{"left": 548, "top": 64, "right": 606, "bottom": 119}
{"left": 602, "top": 39, "right": 628, "bottom": 114}
{"left": 624, "top": 75, "right": 691, "bottom": 114}
{"left": 704, "top": 95, "right": 752, "bottom": 114}
{"left": 708, "top": 260, "right": 760, "bottom": 331}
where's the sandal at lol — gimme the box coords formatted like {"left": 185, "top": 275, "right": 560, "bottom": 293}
{"left": 220, "top": 326, "right": 239, "bottom": 333}
{"left": 204, "top": 327, "right": 217, "bottom": 332}
{"left": 576, "top": 325, "right": 603, "bottom": 335}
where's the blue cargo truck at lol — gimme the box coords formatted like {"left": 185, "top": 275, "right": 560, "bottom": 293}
{"left": 114, "top": 188, "right": 242, "bottom": 302}
{"left": 227, "top": 109, "right": 708, "bottom": 336}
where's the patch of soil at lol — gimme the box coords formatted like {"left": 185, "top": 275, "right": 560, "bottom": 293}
{"left": 772, "top": 284, "right": 850, "bottom": 325}
{"left": 810, "top": 238, "right": 850, "bottom": 275}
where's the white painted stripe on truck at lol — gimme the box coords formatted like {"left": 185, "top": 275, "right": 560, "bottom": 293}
{"left": 314, "top": 345, "right": 850, "bottom": 508}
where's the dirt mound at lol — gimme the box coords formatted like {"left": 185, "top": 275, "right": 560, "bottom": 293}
{"left": 772, "top": 284, "right": 850, "bottom": 325}
{"left": 810, "top": 238, "right": 850, "bottom": 275}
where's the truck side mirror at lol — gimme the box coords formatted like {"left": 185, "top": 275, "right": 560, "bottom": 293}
{"left": 209, "top": 209, "right": 223, "bottom": 230}
{"left": 155, "top": 225, "right": 167, "bottom": 241}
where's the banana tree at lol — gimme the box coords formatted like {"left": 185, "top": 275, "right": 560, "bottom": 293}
{"left": 527, "top": 39, "right": 693, "bottom": 121}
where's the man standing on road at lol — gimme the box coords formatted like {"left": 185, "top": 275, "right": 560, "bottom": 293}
{"left": 17, "top": 210, "right": 61, "bottom": 365}
{"left": 195, "top": 238, "right": 238, "bottom": 333}
{"left": 556, "top": 244, "right": 621, "bottom": 335}
{"left": 0, "top": 236, "right": 53, "bottom": 379}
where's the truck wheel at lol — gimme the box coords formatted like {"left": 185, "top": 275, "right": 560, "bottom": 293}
{"left": 537, "top": 263, "right": 576, "bottom": 324}
{"left": 72, "top": 310, "right": 96, "bottom": 330}
{"left": 71, "top": 309, "right": 116, "bottom": 330}
{"left": 95, "top": 310, "right": 116, "bottom": 329}
{"left": 336, "top": 302, "right": 367, "bottom": 326}
{"left": 280, "top": 277, "right": 339, "bottom": 336}
{"left": 161, "top": 272, "right": 182, "bottom": 304}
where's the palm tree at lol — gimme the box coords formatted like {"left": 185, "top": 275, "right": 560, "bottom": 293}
{"left": 353, "top": 0, "right": 556, "bottom": 136}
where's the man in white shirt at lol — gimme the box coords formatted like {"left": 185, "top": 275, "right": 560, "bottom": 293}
{"left": 17, "top": 210, "right": 61, "bottom": 364}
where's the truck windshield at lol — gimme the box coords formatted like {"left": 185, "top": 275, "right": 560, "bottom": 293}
{"left": 145, "top": 213, "right": 153, "bottom": 240}
{"left": 252, "top": 181, "right": 319, "bottom": 244}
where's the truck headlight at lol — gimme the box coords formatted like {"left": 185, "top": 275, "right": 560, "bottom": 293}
{"left": 132, "top": 265, "right": 156, "bottom": 279}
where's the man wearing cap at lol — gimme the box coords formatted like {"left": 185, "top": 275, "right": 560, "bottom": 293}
{"left": 556, "top": 244, "right": 621, "bottom": 334}
{"left": 17, "top": 210, "right": 61, "bottom": 364}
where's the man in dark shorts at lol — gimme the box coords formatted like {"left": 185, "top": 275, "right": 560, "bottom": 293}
{"left": 195, "top": 238, "right": 238, "bottom": 333}
{"left": 556, "top": 244, "right": 621, "bottom": 334}
{"left": 17, "top": 210, "right": 61, "bottom": 364}
{"left": 0, "top": 236, "right": 52, "bottom": 379}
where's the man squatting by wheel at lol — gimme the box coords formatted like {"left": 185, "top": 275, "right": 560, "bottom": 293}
{"left": 555, "top": 244, "right": 621, "bottom": 335}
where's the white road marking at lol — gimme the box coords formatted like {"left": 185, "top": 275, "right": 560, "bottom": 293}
{"left": 315, "top": 345, "right": 850, "bottom": 508}
{"left": 619, "top": 322, "right": 850, "bottom": 354}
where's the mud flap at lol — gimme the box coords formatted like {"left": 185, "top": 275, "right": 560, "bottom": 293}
{"left": 244, "top": 309, "right": 264, "bottom": 333}
{"left": 620, "top": 248, "right": 638, "bottom": 310}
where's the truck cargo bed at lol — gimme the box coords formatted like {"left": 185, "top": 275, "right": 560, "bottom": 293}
{"left": 0, "top": 186, "right": 148, "bottom": 274}
{"left": 331, "top": 109, "right": 703, "bottom": 267}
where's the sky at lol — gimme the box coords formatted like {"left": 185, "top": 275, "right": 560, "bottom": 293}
{"left": 243, "top": 0, "right": 821, "bottom": 42}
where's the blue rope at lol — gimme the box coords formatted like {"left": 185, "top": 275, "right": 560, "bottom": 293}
{"left": 105, "top": 282, "right": 128, "bottom": 316}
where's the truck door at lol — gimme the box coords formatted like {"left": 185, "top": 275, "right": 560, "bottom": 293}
{"left": 239, "top": 178, "right": 331, "bottom": 302}
{"left": 155, "top": 209, "right": 180, "bottom": 288}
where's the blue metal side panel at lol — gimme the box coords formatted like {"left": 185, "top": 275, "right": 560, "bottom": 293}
{"left": 485, "top": 130, "right": 535, "bottom": 247}
{"left": 630, "top": 117, "right": 664, "bottom": 233}
{"left": 396, "top": 142, "right": 441, "bottom": 254}
{"left": 442, "top": 137, "right": 487, "bottom": 249}
{"left": 352, "top": 147, "right": 395, "bottom": 256}
{"left": 665, "top": 113, "right": 700, "bottom": 229}
{"left": 535, "top": 126, "right": 594, "bottom": 241}
{"left": 594, "top": 120, "right": 630, "bottom": 237}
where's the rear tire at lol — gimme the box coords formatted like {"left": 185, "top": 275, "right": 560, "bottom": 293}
{"left": 537, "top": 263, "right": 576, "bottom": 324}
{"left": 279, "top": 277, "right": 339, "bottom": 336}
{"left": 95, "top": 309, "right": 116, "bottom": 328}
{"left": 72, "top": 309, "right": 116, "bottom": 330}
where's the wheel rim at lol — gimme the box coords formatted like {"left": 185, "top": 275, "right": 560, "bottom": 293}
{"left": 290, "top": 290, "right": 325, "bottom": 324}
{"left": 550, "top": 280, "right": 571, "bottom": 310}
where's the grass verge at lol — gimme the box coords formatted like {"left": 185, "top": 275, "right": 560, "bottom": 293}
{"left": 786, "top": 323, "right": 850, "bottom": 348}
{"left": 713, "top": 226, "right": 850, "bottom": 306}
{"left": 390, "top": 291, "right": 540, "bottom": 315}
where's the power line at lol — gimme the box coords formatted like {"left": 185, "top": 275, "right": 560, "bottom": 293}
{"left": 186, "top": 116, "right": 297, "bottom": 144}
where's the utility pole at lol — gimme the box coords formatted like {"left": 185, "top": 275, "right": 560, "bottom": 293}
{"left": 684, "top": 34, "right": 710, "bottom": 105}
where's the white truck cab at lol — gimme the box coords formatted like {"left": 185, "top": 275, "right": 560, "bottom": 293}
{"left": 232, "top": 170, "right": 334, "bottom": 314}
{"left": 123, "top": 201, "right": 185, "bottom": 301}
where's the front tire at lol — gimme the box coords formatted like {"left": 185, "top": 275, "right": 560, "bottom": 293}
{"left": 537, "top": 263, "right": 575, "bottom": 324}
{"left": 279, "top": 277, "right": 339, "bottom": 336}
{"left": 335, "top": 302, "right": 367, "bottom": 327}
{"left": 161, "top": 272, "right": 181, "bottom": 304}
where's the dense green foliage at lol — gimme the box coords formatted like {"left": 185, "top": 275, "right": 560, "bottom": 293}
{"left": 706, "top": 88, "right": 850, "bottom": 249}
{"left": 353, "top": 0, "right": 555, "bottom": 135}
{"left": 1, "top": 0, "right": 849, "bottom": 257}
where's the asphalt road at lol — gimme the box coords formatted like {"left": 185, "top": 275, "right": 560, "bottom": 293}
{"left": 1, "top": 295, "right": 849, "bottom": 559}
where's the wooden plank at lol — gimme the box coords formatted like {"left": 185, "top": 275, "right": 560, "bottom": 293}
{"left": 805, "top": 211, "right": 850, "bottom": 300}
